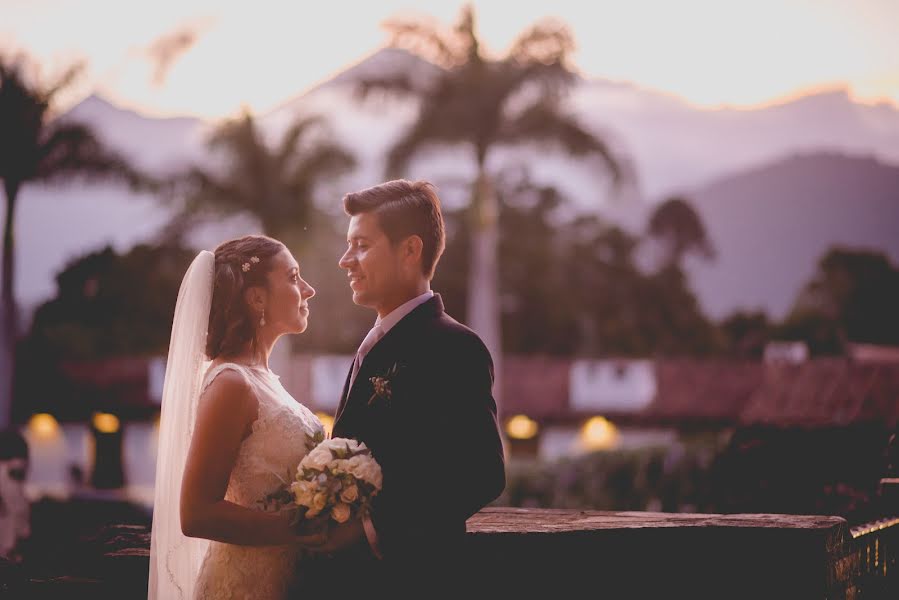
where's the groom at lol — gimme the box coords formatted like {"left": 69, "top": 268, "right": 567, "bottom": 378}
{"left": 304, "top": 179, "right": 506, "bottom": 593}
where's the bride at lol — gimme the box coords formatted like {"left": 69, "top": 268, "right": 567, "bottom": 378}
{"left": 148, "top": 235, "right": 345, "bottom": 599}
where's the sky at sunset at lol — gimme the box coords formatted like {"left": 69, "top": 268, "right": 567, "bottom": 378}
{"left": 2, "top": 0, "right": 897, "bottom": 118}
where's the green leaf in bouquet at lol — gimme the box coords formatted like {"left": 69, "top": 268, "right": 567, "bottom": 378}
{"left": 304, "top": 429, "right": 326, "bottom": 452}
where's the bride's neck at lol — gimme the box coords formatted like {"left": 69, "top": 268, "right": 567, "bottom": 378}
{"left": 231, "top": 334, "right": 277, "bottom": 369}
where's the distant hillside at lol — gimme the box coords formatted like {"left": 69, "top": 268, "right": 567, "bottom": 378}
{"left": 10, "top": 48, "right": 899, "bottom": 320}
{"left": 685, "top": 152, "right": 899, "bottom": 319}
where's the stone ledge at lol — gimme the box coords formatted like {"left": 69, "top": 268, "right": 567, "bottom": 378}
{"left": 11, "top": 509, "right": 898, "bottom": 600}
{"left": 469, "top": 507, "right": 848, "bottom": 533}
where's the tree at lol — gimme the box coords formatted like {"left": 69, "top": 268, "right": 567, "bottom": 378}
{"left": 779, "top": 246, "right": 899, "bottom": 353}
{"left": 720, "top": 310, "right": 771, "bottom": 358}
{"left": 646, "top": 196, "right": 714, "bottom": 269}
{"left": 168, "top": 111, "right": 355, "bottom": 255}
{"left": 354, "top": 5, "right": 627, "bottom": 397}
{"left": 24, "top": 244, "right": 196, "bottom": 360}
{"left": 0, "top": 56, "right": 144, "bottom": 427}
{"left": 498, "top": 181, "right": 581, "bottom": 354}
{"left": 489, "top": 177, "right": 721, "bottom": 357}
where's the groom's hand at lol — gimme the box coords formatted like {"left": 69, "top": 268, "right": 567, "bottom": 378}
{"left": 294, "top": 531, "right": 328, "bottom": 549}
{"left": 311, "top": 517, "right": 364, "bottom": 555}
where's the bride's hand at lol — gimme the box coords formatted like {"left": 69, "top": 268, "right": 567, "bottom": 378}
{"left": 277, "top": 508, "right": 327, "bottom": 548}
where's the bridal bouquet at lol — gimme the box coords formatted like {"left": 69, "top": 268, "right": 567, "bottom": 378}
{"left": 259, "top": 434, "right": 382, "bottom": 532}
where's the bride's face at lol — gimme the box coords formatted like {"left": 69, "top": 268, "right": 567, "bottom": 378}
{"left": 261, "top": 248, "right": 315, "bottom": 334}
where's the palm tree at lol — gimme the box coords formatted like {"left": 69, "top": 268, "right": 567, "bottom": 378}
{"left": 168, "top": 112, "right": 356, "bottom": 254}
{"left": 0, "top": 56, "right": 144, "bottom": 427}
{"left": 354, "top": 5, "right": 627, "bottom": 399}
{"left": 646, "top": 196, "right": 715, "bottom": 269}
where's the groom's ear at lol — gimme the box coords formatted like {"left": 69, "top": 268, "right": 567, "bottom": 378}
{"left": 401, "top": 235, "right": 424, "bottom": 266}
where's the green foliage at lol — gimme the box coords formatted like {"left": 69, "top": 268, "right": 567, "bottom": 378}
{"left": 25, "top": 244, "right": 196, "bottom": 359}
{"left": 499, "top": 434, "right": 725, "bottom": 513}
{"left": 720, "top": 310, "right": 772, "bottom": 358}
{"left": 781, "top": 247, "right": 899, "bottom": 350}
{"left": 1, "top": 55, "right": 147, "bottom": 424}
{"left": 167, "top": 112, "right": 355, "bottom": 255}
{"left": 490, "top": 182, "right": 722, "bottom": 356}
{"left": 363, "top": 6, "right": 623, "bottom": 182}
{"left": 647, "top": 196, "right": 715, "bottom": 268}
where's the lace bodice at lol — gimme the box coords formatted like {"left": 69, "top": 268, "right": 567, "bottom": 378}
{"left": 193, "top": 362, "right": 324, "bottom": 600}
{"left": 201, "top": 363, "right": 323, "bottom": 505}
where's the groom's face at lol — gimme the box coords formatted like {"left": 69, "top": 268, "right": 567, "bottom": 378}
{"left": 339, "top": 212, "right": 404, "bottom": 314}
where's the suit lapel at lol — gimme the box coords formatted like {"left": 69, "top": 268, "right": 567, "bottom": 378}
{"left": 333, "top": 356, "right": 355, "bottom": 425}
{"left": 333, "top": 295, "right": 445, "bottom": 431}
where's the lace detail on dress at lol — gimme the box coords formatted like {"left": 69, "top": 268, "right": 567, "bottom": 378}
{"left": 192, "top": 363, "right": 324, "bottom": 600}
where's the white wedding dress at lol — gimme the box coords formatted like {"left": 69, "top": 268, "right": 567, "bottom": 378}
{"left": 192, "top": 362, "right": 325, "bottom": 600}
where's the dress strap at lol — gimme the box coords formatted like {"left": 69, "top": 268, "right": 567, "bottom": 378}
{"left": 200, "top": 362, "right": 253, "bottom": 397}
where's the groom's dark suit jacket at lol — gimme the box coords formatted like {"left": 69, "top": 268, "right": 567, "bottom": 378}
{"left": 331, "top": 293, "right": 506, "bottom": 567}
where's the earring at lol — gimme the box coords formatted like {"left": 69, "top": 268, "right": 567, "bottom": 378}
{"left": 259, "top": 309, "right": 266, "bottom": 327}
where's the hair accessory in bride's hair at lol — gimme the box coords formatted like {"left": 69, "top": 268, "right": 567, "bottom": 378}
{"left": 241, "top": 256, "right": 260, "bottom": 272}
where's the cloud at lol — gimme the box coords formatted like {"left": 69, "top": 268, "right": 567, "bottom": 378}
{"left": 146, "top": 21, "right": 209, "bottom": 86}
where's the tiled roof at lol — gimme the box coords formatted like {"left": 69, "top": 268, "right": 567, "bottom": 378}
{"left": 19, "top": 352, "right": 899, "bottom": 428}
{"left": 501, "top": 356, "right": 899, "bottom": 428}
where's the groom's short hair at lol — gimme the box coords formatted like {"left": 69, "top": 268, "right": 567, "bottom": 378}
{"left": 343, "top": 179, "right": 446, "bottom": 279}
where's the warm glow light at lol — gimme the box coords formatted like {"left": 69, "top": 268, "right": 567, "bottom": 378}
{"left": 316, "top": 412, "right": 334, "bottom": 438}
{"left": 505, "top": 415, "right": 539, "bottom": 440}
{"left": 580, "top": 416, "right": 619, "bottom": 451}
{"left": 92, "top": 412, "right": 121, "bottom": 434}
{"left": 28, "top": 413, "right": 60, "bottom": 439}
{"left": 3, "top": 1, "right": 897, "bottom": 118}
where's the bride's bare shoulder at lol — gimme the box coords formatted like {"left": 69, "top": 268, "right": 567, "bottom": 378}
{"left": 201, "top": 363, "right": 256, "bottom": 411}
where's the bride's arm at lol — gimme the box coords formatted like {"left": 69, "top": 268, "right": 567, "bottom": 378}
{"left": 179, "top": 370, "right": 318, "bottom": 547}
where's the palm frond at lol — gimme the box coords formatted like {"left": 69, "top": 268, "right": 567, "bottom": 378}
{"left": 209, "top": 113, "right": 270, "bottom": 176}
{"left": 502, "top": 19, "right": 577, "bottom": 99}
{"left": 181, "top": 167, "right": 252, "bottom": 213}
{"left": 384, "top": 114, "right": 470, "bottom": 178}
{"left": 36, "top": 123, "right": 152, "bottom": 189}
{"left": 0, "top": 61, "right": 48, "bottom": 179}
{"left": 291, "top": 143, "right": 357, "bottom": 186}
{"left": 499, "top": 100, "right": 628, "bottom": 185}
{"left": 274, "top": 115, "right": 325, "bottom": 172}
{"left": 43, "top": 62, "right": 84, "bottom": 106}
{"left": 277, "top": 115, "right": 326, "bottom": 166}
{"left": 383, "top": 16, "right": 461, "bottom": 68}
{"left": 507, "top": 19, "right": 574, "bottom": 67}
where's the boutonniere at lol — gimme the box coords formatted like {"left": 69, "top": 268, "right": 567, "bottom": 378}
{"left": 368, "top": 362, "right": 402, "bottom": 407}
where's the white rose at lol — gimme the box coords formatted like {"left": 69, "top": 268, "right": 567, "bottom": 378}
{"left": 311, "top": 492, "right": 328, "bottom": 513}
{"left": 329, "top": 437, "right": 361, "bottom": 449}
{"left": 345, "top": 455, "right": 366, "bottom": 472}
{"left": 290, "top": 480, "right": 316, "bottom": 506}
{"left": 360, "top": 463, "right": 382, "bottom": 489}
{"left": 330, "top": 458, "right": 350, "bottom": 475}
{"left": 330, "top": 438, "right": 369, "bottom": 459}
{"left": 330, "top": 502, "right": 351, "bottom": 524}
{"left": 302, "top": 445, "right": 333, "bottom": 471}
{"left": 340, "top": 483, "right": 359, "bottom": 503}
{"left": 346, "top": 456, "right": 382, "bottom": 489}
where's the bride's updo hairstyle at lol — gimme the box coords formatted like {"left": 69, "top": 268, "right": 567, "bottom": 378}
{"left": 206, "top": 235, "right": 285, "bottom": 360}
